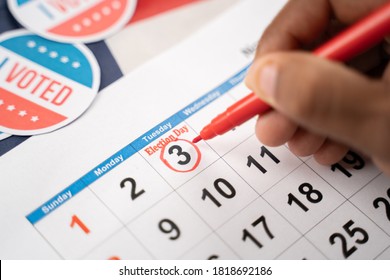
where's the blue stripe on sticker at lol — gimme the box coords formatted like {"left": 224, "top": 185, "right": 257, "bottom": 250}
{"left": 1, "top": 34, "right": 94, "bottom": 87}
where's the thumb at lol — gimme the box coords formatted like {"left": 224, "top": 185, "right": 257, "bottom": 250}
{"left": 245, "top": 52, "right": 390, "bottom": 160}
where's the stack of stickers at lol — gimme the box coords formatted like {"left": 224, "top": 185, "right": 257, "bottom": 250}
{"left": 0, "top": 0, "right": 137, "bottom": 139}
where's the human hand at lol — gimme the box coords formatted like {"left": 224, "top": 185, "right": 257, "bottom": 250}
{"left": 245, "top": 0, "right": 390, "bottom": 174}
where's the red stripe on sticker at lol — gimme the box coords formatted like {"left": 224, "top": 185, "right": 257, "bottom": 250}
{"left": 48, "top": 0, "right": 128, "bottom": 37}
{"left": 0, "top": 87, "right": 67, "bottom": 131}
{"left": 129, "top": 0, "right": 200, "bottom": 24}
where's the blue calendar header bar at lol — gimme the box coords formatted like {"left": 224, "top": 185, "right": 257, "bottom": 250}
{"left": 26, "top": 65, "right": 250, "bottom": 224}
{"left": 131, "top": 114, "right": 184, "bottom": 151}
{"left": 82, "top": 145, "right": 137, "bottom": 185}
{"left": 178, "top": 66, "right": 249, "bottom": 120}
{"left": 26, "top": 181, "right": 86, "bottom": 224}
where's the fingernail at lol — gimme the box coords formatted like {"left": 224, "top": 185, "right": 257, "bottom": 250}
{"left": 259, "top": 63, "right": 278, "bottom": 101}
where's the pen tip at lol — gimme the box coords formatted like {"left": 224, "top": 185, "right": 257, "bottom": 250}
{"left": 192, "top": 135, "right": 202, "bottom": 143}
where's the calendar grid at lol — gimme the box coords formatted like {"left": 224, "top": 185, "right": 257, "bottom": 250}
{"left": 159, "top": 101, "right": 313, "bottom": 259}
{"left": 84, "top": 187, "right": 157, "bottom": 260}
{"left": 25, "top": 65, "right": 251, "bottom": 225}
{"left": 33, "top": 222, "right": 66, "bottom": 260}
{"left": 275, "top": 236, "right": 329, "bottom": 260}
{"left": 203, "top": 157, "right": 331, "bottom": 259}
{"left": 25, "top": 63, "right": 390, "bottom": 259}
{"left": 284, "top": 162, "right": 389, "bottom": 258}
{"left": 27, "top": 65, "right": 255, "bottom": 259}
{"left": 303, "top": 160, "right": 390, "bottom": 240}
{"left": 86, "top": 145, "right": 219, "bottom": 259}
{"left": 132, "top": 127, "right": 250, "bottom": 259}
{"left": 376, "top": 245, "right": 390, "bottom": 259}
{"left": 261, "top": 162, "right": 356, "bottom": 259}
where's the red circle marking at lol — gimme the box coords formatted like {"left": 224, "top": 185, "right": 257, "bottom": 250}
{"left": 160, "top": 138, "right": 202, "bottom": 173}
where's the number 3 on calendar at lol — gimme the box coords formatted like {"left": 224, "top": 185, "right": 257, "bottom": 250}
{"left": 160, "top": 139, "right": 201, "bottom": 172}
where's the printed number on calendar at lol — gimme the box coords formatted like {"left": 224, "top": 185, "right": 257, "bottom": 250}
{"left": 247, "top": 146, "right": 280, "bottom": 174}
{"left": 373, "top": 187, "right": 390, "bottom": 221}
{"left": 160, "top": 139, "right": 201, "bottom": 172}
{"left": 70, "top": 214, "right": 90, "bottom": 234}
{"left": 202, "top": 178, "right": 236, "bottom": 207}
{"left": 329, "top": 219, "right": 369, "bottom": 258}
{"left": 242, "top": 215, "right": 274, "bottom": 249}
{"left": 287, "top": 182, "right": 323, "bottom": 212}
{"left": 158, "top": 218, "right": 181, "bottom": 240}
{"left": 331, "top": 151, "right": 365, "bottom": 177}
{"left": 120, "top": 177, "right": 146, "bottom": 201}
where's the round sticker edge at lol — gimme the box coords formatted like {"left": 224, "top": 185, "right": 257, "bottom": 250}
{"left": 0, "top": 29, "right": 101, "bottom": 136}
{"left": 7, "top": 0, "right": 138, "bottom": 43}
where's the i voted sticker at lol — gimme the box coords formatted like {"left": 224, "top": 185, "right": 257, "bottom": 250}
{"left": 0, "top": 30, "right": 100, "bottom": 135}
{"left": 8, "top": 0, "right": 137, "bottom": 43}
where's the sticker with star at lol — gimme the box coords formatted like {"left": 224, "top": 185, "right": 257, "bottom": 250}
{"left": 7, "top": 0, "right": 137, "bottom": 43}
{"left": 0, "top": 29, "right": 100, "bottom": 135}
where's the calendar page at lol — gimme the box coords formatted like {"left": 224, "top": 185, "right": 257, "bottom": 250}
{"left": 1, "top": 0, "right": 390, "bottom": 260}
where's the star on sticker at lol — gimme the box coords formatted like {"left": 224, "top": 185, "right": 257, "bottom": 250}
{"left": 38, "top": 46, "right": 47, "bottom": 53}
{"left": 19, "top": 110, "right": 27, "bottom": 117}
{"left": 31, "top": 116, "right": 39, "bottom": 122}
{"left": 49, "top": 51, "right": 58, "bottom": 58}
{"left": 27, "top": 40, "right": 36, "bottom": 48}
{"left": 7, "top": 105, "right": 15, "bottom": 111}
{"left": 72, "top": 61, "right": 81, "bottom": 69}
{"left": 60, "top": 56, "right": 69, "bottom": 63}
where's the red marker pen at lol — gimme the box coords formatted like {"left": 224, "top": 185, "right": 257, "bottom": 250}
{"left": 193, "top": 1, "right": 390, "bottom": 143}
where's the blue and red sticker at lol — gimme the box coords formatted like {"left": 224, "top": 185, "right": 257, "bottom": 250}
{"left": 8, "top": 0, "right": 137, "bottom": 43}
{"left": 0, "top": 29, "right": 100, "bottom": 135}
